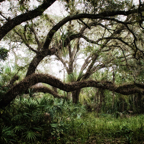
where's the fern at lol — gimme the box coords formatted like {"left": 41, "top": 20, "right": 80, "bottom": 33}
{"left": 24, "top": 131, "right": 39, "bottom": 142}
{"left": 13, "top": 125, "right": 26, "bottom": 133}
{"left": 0, "top": 126, "right": 15, "bottom": 143}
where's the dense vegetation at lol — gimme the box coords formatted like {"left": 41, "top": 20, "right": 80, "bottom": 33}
{"left": 0, "top": 0, "right": 144, "bottom": 143}
{"left": 0, "top": 95, "right": 144, "bottom": 143}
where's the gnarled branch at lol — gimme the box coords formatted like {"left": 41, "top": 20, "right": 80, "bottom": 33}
{"left": 0, "top": 73, "right": 143, "bottom": 108}
{"left": 0, "top": 0, "right": 56, "bottom": 40}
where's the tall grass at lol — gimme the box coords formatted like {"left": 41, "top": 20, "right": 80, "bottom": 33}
{"left": 64, "top": 112, "right": 144, "bottom": 143}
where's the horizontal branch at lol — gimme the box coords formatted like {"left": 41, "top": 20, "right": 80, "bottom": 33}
{"left": 0, "top": 73, "right": 143, "bottom": 108}
{"left": 30, "top": 85, "right": 65, "bottom": 99}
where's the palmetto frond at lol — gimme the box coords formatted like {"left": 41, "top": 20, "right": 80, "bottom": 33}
{"left": 13, "top": 125, "right": 26, "bottom": 133}
{"left": 24, "top": 130, "right": 39, "bottom": 142}
{"left": 0, "top": 126, "right": 15, "bottom": 143}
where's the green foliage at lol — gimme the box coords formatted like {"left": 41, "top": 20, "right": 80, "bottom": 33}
{"left": 0, "top": 65, "right": 21, "bottom": 99}
{"left": 24, "top": 130, "right": 39, "bottom": 142}
{"left": 79, "top": 92, "right": 91, "bottom": 104}
{"left": 0, "top": 96, "right": 86, "bottom": 143}
{"left": 0, "top": 126, "right": 16, "bottom": 144}
{"left": 62, "top": 112, "right": 144, "bottom": 143}
{"left": 0, "top": 95, "right": 144, "bottom": 143}
{"left": 0, "top": 48, "right": 9, "bottom": 61}
{"left": 66, "top": 72, "right": 77, "bottom": 82}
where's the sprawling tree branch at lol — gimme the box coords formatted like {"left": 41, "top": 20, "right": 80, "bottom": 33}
{"left": 30, "top": 85, "right": 65, "bottom": 99}
{"left": 14, "top": 29, "right": 38, "bottom": 53}
{"left": 43, "top": 8, "right": 144, "bottom": 49}
{"left": 26, "top": 6, "right": 144, "bottom": 76}
{"left": 0, "top": 0, "right": 56, "bottom": 40}
{"left": 0, "top": 73, "right": 144, "bottom": 108}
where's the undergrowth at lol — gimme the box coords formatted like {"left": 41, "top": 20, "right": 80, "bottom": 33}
{"left": 0, "top": 95, "right": 144, "bottom": 144}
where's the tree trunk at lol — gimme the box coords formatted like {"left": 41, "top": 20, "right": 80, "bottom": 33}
{"left": 112, "top": 92, "right": 115, "bottom": 109}
{"left": 72, "top": 90, "right": 80, "bottom": 104}
{"left": 26, "top": 54, "right": 45, "bottom": 76}
{"left": 99, "top": 89, "right": 104, "bottom": 112}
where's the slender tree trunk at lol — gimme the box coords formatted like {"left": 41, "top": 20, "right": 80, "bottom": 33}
{"left": 112, "top": 92, "right": 115, "bottom": 109}
{"left": 96, "top": 89, "right": 100, "bottom": 113}
{"left": 99, "top": 89, "right": 104, "bottom": 112}
{"left": 137, "top": 93, "right": 143, "bottom": 113}
{"left": 72, "top": 90, "right": 81, "bottom": 103}
{"left": 122, "top": 99, "right": 124, "bottom": 112}
{"left": 112, "top": 67, "right": 115, "bottom": 109}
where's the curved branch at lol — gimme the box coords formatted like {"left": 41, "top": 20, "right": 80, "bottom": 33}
{"left": 135, "top": 83, "right": 144, "bottom": 89}
{"left": 26, "top": 54, "right": 45, "bottom": 76}
{"left": 60, "top": 22, "right": 99, "bottom": 48}
{"left": 43, "top": 7, "right": 144, "bottom": 50}
{"left": 26, "top": 7, "right": 144, "bottom": 76}
{"left": 0, "top": 0, "right": 56, "bottom": 40}
{"left": 14, "top": 29, "right": 38, "bottom": 53}
{"left": 1, "top": 73, "right": 144, "bottom": 108}
{"left": 30, "top": 20, "right": 41, "bottom": 48}
{"left": 30, "top": 85, "right": 65, "bottom": 99}
{"left": 62, "top": 33, "right": 82, "bottom": 48}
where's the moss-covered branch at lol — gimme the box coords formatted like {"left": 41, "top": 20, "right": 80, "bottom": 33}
{"left": 0, "top": 73, "right": 143, "bottom": 108}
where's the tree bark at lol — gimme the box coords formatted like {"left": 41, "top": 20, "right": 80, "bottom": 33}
{"left": 72, "top": 90, "right": 81, "bottom": 104}
{"left": 26, "top": 54, "right": 46, "bottom": 76}
{"left": 0, "top": 0, "right": 56, "bottom": 40}
{"left": 0, "top": 73, "right": 144, "bottom": 108}
{"left": 26, "top": 7, "right": 144, "bottom": 77}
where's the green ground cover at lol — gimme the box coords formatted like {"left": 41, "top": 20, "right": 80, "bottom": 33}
{"left": 0, "top": 96, "right": 144, "bottom": 144}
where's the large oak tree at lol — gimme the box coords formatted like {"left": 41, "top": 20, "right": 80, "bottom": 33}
{"left": 0, "top": 0, "right": 144, "bottom": 108}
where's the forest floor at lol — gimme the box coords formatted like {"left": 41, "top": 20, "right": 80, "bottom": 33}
{"left": 0, "top": 97, "right": 144, "bottom": 144}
